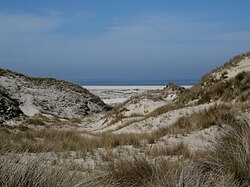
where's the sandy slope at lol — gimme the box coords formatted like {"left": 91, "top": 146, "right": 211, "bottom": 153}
{"left": 226, "top": 56, "right": 250, "bottom": 78}
{"left": 78, "top": 101, "right": 214, "bottom": 134}
{"left": 211, "top": 55, "right": 250, "bottom": 80}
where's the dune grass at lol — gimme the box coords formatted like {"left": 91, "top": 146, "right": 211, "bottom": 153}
{"left": 96, "top": 156, "right": 182, "bottom": 187}
{"left": 0, "top": 103, "right": 243, "bottom": 155}
{"left": 87, "top": 116, "right": 250, "bottom": 187}
{"left": 0, "top": 154, "right": 85, "bottom": 187}
{"left": 0, "top": 128, "right": 156, "bottom": 156}
{"left": 0, "top": 105, "right": 249, "bottom": 186}
{"left": 152, "top": 103, "right": 237, "bottom": 139}
{"left": 181, "top": 117, "right": 250, "bottom": 187}
{"left": 177, "top": 71, "right": 250, "bottom": 105}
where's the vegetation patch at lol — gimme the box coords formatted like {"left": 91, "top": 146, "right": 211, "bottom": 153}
{"left": 153, "top": 103, "right": 237, "bottom": 139}
{"left": 177, "top": 71, "right": 250, "bottom": 105}
{"left": 182, "top": 118, "right": 250, "bottom": 186}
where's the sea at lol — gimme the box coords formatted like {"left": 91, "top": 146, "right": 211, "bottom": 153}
{"left": 72, "top": 79, "right": 198, "bottom": 86}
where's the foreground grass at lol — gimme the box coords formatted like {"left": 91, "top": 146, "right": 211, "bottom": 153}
{"left": 1, "top": 117, "right": 249, "bottom": 186}
{"left": 0, "top": 118, "right": 250, "bottom": 186}
{"left": 181, "top": 117, "right": 250, "bottom": 187}
{"left": 86, "top": 117, "right": 250, "bottom": 187}
{"left": 0, "top": 102, "right": 250, "bottom": 186}
{"left": 0, "top": 155, "right": 85, "bottom": 187}
{"left": 0, "top": 128, "right": 156, "bottom": 156}
{"left": 102, "top": 156, "right": 182, "bottom": 187}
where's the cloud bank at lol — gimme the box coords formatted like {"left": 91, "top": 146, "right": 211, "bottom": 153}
{"left": 0, "top": 10, "right": 250, "bottom": 80}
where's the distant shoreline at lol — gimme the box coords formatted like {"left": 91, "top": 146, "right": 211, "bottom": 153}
{"left": 83, "top": 85, "right": 192, "bottom": 89}
{"left": 72, "top": 79, "right": 198, "bottom": 86}
{"left": 83, "top": 85, "right": 165, "bottom": 90}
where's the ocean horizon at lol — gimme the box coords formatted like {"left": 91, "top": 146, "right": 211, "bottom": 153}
{"left": 71, "top": 78, "right": 198, "bottom": 86}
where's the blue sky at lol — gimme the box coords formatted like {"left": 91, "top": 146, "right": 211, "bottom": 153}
{"left": 0, "top": 0, "right": 250, "bottom": 83}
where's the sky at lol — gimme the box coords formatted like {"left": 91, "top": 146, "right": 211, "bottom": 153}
{"left": 0, "top": 0, "right": 250, "bottom": 83}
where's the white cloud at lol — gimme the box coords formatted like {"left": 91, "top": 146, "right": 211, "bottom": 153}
{"left": 102, "top": 13, "right": 216, "bottom": 42}
{"left": 0, "top": 11, "right": 250, "bottom": 79}
{"left": 0, "top": 12, "right": 63, "bottom": 34}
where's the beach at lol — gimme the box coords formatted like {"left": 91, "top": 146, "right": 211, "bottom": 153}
{"left": 83, "top": 85, "right": 164, "bottom": 105}
{"left": 84, "top": 85, "right": 192, "bottom": 105}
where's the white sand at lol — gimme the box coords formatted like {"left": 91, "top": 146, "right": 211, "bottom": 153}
{"left": 103, "top": 98, "right": 128, "bottom": 105}
{"left": 226, "top": 57, "right": 250, "bottom": 79}
{"left": 212, "top": 56, "right": 250, "bottom": 80}
{"left": 113, "top": 103, "right": 214, "bottom": 134}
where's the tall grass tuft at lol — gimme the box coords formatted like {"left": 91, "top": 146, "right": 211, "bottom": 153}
{"left": 181, "top": 117, "right": 250, "bottom": 187}
{"left": 97, "top": 156, "right": 182, "bottom": 187}
{"left": 0, "top": 155, "right": 85, "bottom": 187}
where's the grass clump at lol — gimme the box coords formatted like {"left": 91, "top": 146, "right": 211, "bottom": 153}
{"left": 182, "top": 118, "right": 250, "bottom": 187}
{"left": 149, "top": 142, "right": 190, "bottom": 159}
{"left": 0, "top": 155, "right": 85, "bottom": 187}
{"left": 99, "top": 156, "right": 182, "bottom": 187}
